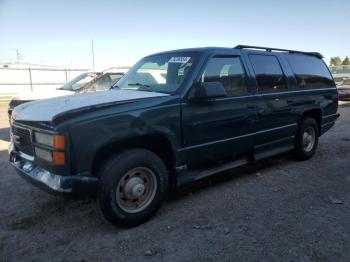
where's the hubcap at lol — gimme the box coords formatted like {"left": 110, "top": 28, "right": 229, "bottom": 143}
{"left": 302, "top": 127, "right": 316, "bottom": 152}
{"left": 124, "top": 177, "right": 146, "bottom": 198}
{"left": 116, "top": 167, "right": 157, "bottom": 213}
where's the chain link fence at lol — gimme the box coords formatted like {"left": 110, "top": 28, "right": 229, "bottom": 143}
{"left": 0, "top": 67, "right": 89, "bottom": 101}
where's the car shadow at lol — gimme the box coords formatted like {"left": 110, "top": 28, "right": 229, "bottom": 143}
{"left": 0, "top": 127, "right": 10, "bottom": 142}
{"left": 168, "top": 153, "right": 292, "bottom": 202}
{"left": 0, "top": 149, "right": 9, "bottom": 161}
{"left": 1, "top": 147, "right": 293, "bottom": 232}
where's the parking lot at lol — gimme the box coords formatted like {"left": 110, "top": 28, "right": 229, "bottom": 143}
{"left": 0, "top": 103, "right": 350, "bottom": 262}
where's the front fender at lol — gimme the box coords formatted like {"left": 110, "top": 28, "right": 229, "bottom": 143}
{"left": 68, "top": 103, "right": 181, "bottom": 175}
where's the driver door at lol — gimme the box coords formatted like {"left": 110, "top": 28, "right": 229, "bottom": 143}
{"left": 181, "top": 55, "right": 257, "bottom": 168}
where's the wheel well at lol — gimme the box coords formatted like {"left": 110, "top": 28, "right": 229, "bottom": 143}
{"left": 301, "top": 109, "right": 322, "bottom": 132}
{"left": 91, "top": 134, "right": 176, "bottom": 177}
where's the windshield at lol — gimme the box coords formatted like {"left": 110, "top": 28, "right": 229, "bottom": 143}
{"left": 60, "top": 73, "right": 98, "bottom": 91}
{"left": 114, "top": 52, "right": 198, "bottom": 94}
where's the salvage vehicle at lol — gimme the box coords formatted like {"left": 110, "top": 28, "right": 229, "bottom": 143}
{"left": 9, "top": 45, "right": 339, "bottom": 227}
{"left": 337, "top": 78, "right": 350, "bottom": 100}
{"left": 7, "top": 68, "right": 128, "bottom": 118}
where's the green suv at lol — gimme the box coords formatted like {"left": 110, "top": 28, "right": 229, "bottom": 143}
{"left": 9, "top": 45, "right": 339, "bottom": 227}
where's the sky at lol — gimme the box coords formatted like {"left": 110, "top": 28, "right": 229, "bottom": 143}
{"left": 0, "top": 0, "right": 349, "bottom": 70}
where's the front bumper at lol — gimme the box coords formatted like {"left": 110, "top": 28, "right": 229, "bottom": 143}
{"left": 9, "top": 149, "right": 98, "bottom": 195}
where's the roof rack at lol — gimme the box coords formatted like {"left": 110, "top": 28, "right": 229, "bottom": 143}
{"left": 234, "top": 45, "right": 323, "bottom": 59}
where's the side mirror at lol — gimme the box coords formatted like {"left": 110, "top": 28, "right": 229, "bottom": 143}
{"left": 188, "top": 81, "right": 227, "bottom": 101}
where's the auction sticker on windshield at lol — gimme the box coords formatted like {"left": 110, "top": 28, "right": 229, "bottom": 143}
{"left": 168, "top": 57, "right": 191, "bottom": 63}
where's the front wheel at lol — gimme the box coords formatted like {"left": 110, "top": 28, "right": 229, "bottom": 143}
{"left": 294, "top": 117, "right": 319, "bottom": 160}
{"left": 98, "top": 149, "right": 168, "bottom": 227}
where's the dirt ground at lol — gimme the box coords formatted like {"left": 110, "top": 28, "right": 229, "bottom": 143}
{"left": 0, "top": 103, "right": 350, "bottom": 262}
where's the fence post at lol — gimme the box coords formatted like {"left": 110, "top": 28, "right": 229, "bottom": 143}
{"left": 65, "top": 69, "right": 68, "bottom": 83}
{"left": 28, "top": 68, "right": 33, "bottom": 92}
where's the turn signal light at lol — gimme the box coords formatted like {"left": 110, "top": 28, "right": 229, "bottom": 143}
{"left": 53, "top": 151, "right": 65, "bottom": 165}
{"left": 53, "top": 135, "right": 65, "bottom": 149}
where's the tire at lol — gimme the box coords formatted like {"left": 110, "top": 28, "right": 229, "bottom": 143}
{"left": 294, "top": 117, "right": 319, "bottom": 160}
{"left": 98, "top": 149, "right": 168, "bottom": 227}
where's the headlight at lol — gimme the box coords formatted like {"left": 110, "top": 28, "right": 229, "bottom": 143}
{"left": 35, "top": 147, "right": 52, "bottom": 162}
{"left": 34, "top": 147, "right": 65, "bottom": 165}
{"left": 34, "top": 132, "right": 54, "bottom": 147}
{"left": 34, "top": 132, "right": 66, "bottom": 165}
{"left": 34, "top": 132, "right": 65, "bottom": 149}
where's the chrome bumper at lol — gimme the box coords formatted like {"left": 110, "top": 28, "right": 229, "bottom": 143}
{"left": 9, "top": 145, "right": 97, "bottom": 195}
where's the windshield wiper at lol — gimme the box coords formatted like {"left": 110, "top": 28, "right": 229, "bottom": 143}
{"left": 128, "top": 83, "right": 150, "bottom": 87}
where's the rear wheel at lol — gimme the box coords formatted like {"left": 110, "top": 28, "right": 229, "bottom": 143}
{"left": 294, "top": 117, "right": 319, "bottom": 160}
{"left": 98, "top": 149, "right": 168, "bottom": 227}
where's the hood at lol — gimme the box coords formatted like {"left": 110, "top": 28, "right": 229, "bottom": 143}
{"left": 12, "top": 89, "right": 74, "bottom": 101}
{"left": 12, "top": 89, "right": 168, "bottom": 122}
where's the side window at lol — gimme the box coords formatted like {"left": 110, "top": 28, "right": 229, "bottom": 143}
{"left": 91, "top": 75, "right": 114, "bottom": 91}
{"left": 201, "top": 56, "right": 247, "bottom": 96}
{"left": 287, "top": 55, "right": 335, "bottom": 88}
{"left": 249, "top": 55, "right": 287, "bottom": 92}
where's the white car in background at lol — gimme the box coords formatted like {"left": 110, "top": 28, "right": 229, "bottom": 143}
{"left": 337, "top": 78, "right": 350, "bottom": 101}
{"left": 8, "top": 68, "right": 129, "bottom": 118}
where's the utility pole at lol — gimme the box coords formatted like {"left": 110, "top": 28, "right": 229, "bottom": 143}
{"left": 91, "top": 40, "right": 95, "bottom": 72}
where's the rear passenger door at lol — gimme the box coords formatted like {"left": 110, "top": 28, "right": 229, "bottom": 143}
{"left": 182, "top": 55, "right": 257, "bottom": 168}
{"left": 248, "top": 54, "right": 297, "bottom": 147}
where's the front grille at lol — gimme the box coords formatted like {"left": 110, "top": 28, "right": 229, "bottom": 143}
{"left": 12, "top": 125, "right": 33, "bottom": 156}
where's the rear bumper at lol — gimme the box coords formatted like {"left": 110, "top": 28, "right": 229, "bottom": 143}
{"left": 9, "top": 149, "right": 97, "bottom": 195}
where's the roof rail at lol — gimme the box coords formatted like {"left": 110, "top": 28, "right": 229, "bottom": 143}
{"left": 234, "top": 45, "right": 323, "bottom": 59}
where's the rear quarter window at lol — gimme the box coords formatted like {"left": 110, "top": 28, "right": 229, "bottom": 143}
{"left": 287, "top": 55, "right": 335, "bottom": 88}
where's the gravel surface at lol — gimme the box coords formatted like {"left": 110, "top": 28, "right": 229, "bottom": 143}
{"left": 0, "top": 103, "right": 350, "bottom": 262}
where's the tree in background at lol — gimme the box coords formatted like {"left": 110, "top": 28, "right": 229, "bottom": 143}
{"left": 330, "top": 57, "right": 342, "bottom": 66}
{"left": 342, "top": 56, "right": 350, "bottom": 65}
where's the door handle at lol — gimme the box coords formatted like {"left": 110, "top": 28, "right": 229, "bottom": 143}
{"left": 286, "top": 99, "right": 293, "bottom": 104}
